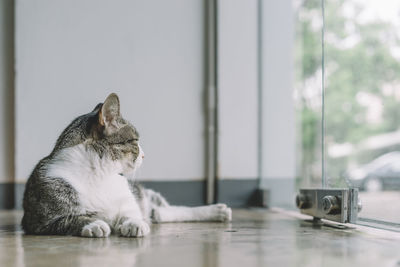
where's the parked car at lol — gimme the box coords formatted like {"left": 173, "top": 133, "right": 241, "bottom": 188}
{"left": 348, "top": 151, "right": 400, "bottom": 191}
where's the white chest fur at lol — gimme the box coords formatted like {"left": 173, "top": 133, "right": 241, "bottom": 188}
{"left": 46, "top": 144, "right": 137, "bottom": 224}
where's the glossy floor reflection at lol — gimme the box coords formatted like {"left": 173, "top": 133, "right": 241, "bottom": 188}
{"left": 1, "top": 209, "right": 400, "bottom": 267}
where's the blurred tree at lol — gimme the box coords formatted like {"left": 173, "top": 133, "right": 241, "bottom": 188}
{"left": 296, "top": 0, "right": 400, "bottom": 185}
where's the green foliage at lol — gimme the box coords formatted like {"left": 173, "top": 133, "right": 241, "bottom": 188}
{"left": 301, "top": 21, "right": 321, "bottom": 78}
{"left": 297, "top": 0, "right": 400, "bottom": 184}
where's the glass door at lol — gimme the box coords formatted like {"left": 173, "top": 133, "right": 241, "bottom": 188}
{"left": 324, "top": 0, "right": 400, "bottom": 223}
{"left": 296, "top": 0, "right": 400, "bottom": 224}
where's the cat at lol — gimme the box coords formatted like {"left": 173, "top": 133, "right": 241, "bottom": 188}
{"left": 22, "top": 93, "right": 232, "bottom": 237}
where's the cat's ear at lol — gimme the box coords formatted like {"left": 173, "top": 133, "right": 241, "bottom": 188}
{"left": 91, "top": 103, "right": 103, "bottom": 113}
{"left": 98, "top": 93, "right": 120, "bottom": 133}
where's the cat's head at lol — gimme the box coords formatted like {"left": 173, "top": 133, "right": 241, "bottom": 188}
{"left": 53, "top": 93, "right": 144, "bottom": 176}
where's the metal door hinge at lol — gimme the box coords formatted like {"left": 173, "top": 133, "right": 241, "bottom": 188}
{"left": 296, "top": 188, "right": 362, "bottom": 223}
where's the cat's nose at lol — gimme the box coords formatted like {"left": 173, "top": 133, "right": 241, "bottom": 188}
{"left": 142, "top": 155, "right": 145, "bottom": 159}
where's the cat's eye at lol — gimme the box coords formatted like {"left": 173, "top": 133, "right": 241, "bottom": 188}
{"left": 114, "top": 139, "right": 137, "bottom": 145}
{"left": 113, "top": 140, "right": 129, "bottom": 145}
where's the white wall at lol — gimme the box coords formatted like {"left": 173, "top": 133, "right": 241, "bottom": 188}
{"left": 217, "top": 0, "right": 259, "bottom": 180}
{"left": 15, "top": 0, "right": 205, "bottom": 182}
{"left": 14, "top": 0, "right": 296, "bottom": 207}
{"left": 260, "top": 0, "right": 295, "bottom": 180}
{"left": 0, "top": 0, "right": 14, "bottom": 183}
{"left": 216, "top": 0, "right": 295, "bottom": 207}
{"left": 260, "top": 0, "right": 295, "bottom": 206}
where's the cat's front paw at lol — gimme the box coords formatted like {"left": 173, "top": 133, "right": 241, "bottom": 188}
{"left": 118, "top": 219, "right": 150, "bottom": 237}
{"left": 81, "top": 220, "right": 111, "bottom": 238}
{"left": 211, "top": 203, "right": 232, "bottom": 222}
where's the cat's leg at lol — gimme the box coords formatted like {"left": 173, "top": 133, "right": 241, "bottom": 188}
{"left": 145, "top": 189, "right": 170, "bottom": 207}
{"left": 80, "top": 218, "right": 111, "bottom": 237}
{"left": 117, "top": 217, "right": 150, "bottom": 237}
{"left": 22, "top": 178, "right": 111, "bottom": 238}
{"left": 151, "top": 204, "right": 232, "bottom": 223}
{"left": 116, "top": 199, "right": 150, "bottom": 237}
{"left": 43, "top": 214, "right": 111, "bottom": 237}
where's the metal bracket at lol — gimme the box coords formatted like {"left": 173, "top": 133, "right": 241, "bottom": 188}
{"left": 296, "top": 188, "right": 362, "bottom": 223}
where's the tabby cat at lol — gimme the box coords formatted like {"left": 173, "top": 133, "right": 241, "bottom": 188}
{"left": 22, "top": 93, "right": 231, "bottom": 237}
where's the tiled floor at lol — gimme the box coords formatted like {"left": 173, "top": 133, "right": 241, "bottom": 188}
{"left": 1, "top": 209, "right": 400, "bottom": 267}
